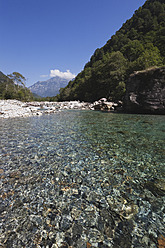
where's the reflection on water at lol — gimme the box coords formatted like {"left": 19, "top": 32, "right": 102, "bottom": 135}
{"left": 0, "top": 111, "right": 165, "bottom": 247}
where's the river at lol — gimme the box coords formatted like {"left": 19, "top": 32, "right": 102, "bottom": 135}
{"left": 0, "top": 110, "right": 165, "bottom": 247}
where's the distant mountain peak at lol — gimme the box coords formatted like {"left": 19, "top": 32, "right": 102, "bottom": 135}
{"left": 29, "top": 76, "right": 70, "bottom": 97}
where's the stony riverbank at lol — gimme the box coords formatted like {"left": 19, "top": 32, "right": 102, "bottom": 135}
{"left": 0, "top": 99, "right": 123, "bottom": 118}
{"left": 0, "top": 100, "right": 93, "bottom": 118}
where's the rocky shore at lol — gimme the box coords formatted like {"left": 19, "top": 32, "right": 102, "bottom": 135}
{"left": 0, "top": 99, "right": 122, "bottom": 119}
{"left": 0, "top": 100, "right": 93, "bottom": 118}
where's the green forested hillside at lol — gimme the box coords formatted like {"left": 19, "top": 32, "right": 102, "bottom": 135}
{"left": 0, "top": 71, "right": 34, "bottom": 101}
{"left": 57, "top": 0, "right": 165, "bottom": 102}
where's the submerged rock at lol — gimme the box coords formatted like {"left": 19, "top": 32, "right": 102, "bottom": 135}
{"left": 144, "top": 178, "right": 165, "bottom": 197}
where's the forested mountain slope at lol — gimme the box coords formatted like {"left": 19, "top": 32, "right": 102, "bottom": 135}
{"left": 57, "top": 0, "right": 165, "bottom": 102}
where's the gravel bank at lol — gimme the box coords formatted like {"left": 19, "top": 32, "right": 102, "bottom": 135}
{"left": 0, "top": 100, "right": 92, "bottom": 118}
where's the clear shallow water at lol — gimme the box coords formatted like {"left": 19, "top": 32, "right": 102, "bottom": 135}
{"left": 0, "top": 111, "right": 165, "bottom": 248}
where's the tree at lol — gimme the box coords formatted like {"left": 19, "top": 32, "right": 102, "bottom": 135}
{"left": 102, "top": 51, "right": 127, "bottom": 100}
{"left": 137, "top": 43, "right": 163, "bottom": 70}
{"left": 7, "top": 72, "right": 26, "bottom": 87}
{"left": 121, "top": 40, "right": 144, "bottom": 62}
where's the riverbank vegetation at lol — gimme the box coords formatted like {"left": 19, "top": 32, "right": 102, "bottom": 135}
{"left": 0, "top": 71, "right": 34, "bottom": 101}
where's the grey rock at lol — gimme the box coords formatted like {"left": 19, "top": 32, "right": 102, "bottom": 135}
{"left": 124, "top": 66, "right": 165, "bottom": 114}
{"left": 60, "top": 216, "right": 72, "bottom": 231}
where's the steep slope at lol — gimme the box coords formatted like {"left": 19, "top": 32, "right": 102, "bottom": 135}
{"left": 57, "top": 0, "right": 165, "bottom": 102}
{"left": 29, "top": 77, "right": 70, "bottom": 97}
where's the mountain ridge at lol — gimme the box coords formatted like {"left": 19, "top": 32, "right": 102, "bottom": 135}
{"left": 29, "top": 76, "right": 70, "bottom": 97}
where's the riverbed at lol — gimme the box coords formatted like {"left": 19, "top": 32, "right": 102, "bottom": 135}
{"left": 0, "top": 110, "right": 165, "bottom": 247}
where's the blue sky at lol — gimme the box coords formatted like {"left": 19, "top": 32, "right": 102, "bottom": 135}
{"left": 0, "top": 0, "right": 146, "bottom": 87}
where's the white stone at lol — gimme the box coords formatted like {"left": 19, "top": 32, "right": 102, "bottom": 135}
{"left": 0, "top": 99, "right": 92, "bottom": 118}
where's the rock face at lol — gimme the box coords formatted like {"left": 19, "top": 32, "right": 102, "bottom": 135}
{"left": 124, "top": 66, "right": 165, "bottom": 114}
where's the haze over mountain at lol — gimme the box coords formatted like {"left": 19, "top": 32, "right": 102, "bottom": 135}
{"left": 29, "top": 77, "right": 70, "bottom": 97}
